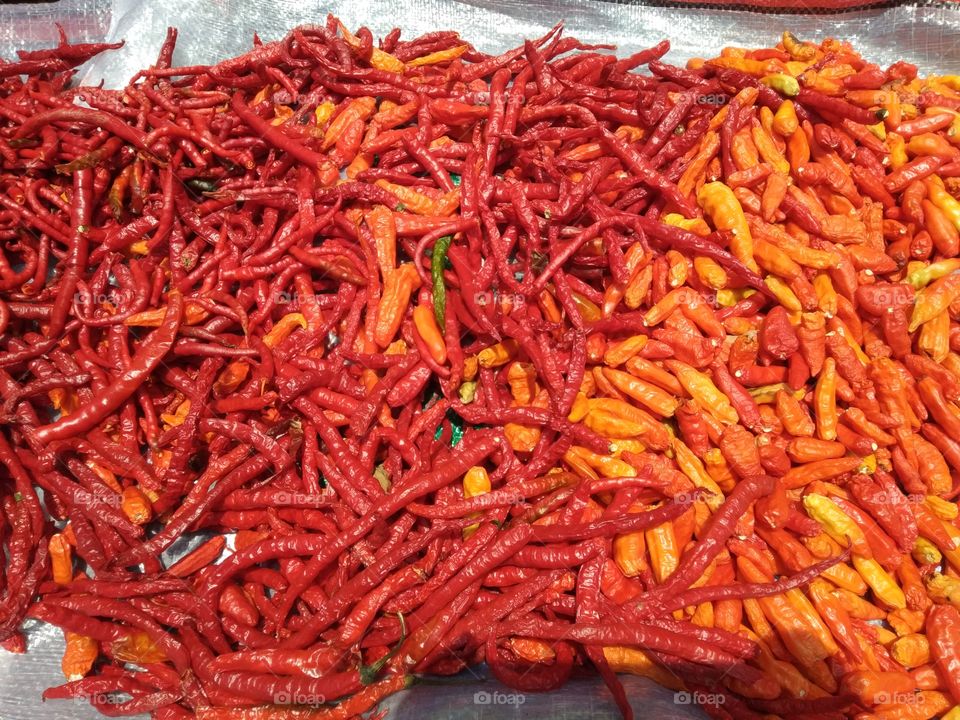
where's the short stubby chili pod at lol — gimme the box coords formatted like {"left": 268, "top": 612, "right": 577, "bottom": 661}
{"left": 759, "top": 305, "right": 799, "bottom": 360}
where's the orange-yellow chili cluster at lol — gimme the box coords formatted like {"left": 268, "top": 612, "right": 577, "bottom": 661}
{"left": 463, "top": 31, "right": 960, "bottom": 719}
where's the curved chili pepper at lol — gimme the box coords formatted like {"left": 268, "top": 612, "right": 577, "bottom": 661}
{"left": 32, "top": 293, "right": 183, "bottom": 444}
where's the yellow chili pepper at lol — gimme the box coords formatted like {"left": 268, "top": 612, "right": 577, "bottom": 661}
{"left": 671, "top": 438, "right": 724, "bottom": 511}
{"left": 322, "top": 97, "right": 376, "bottom": 151}
{"left": 49, "top": 534, "right": 73, "bottom": 586}
{"left": 602, "top": 647, "right": 684, "bottom": 690}
{"left": 909, "top": 272, "right": 960, "bottom": 331}
{"left": 582, "top": 398, "right": 669, "bottom": 450}
{"left": 698, "top": 182, "right": 760, "bottom": 273}
{"left": 62, "top": 632, "right": 98, "bottom": 681}
{"left": 803, "top": 493, "right": 872, "bottom": 557}
{"left": 262, "top": 313, "right": 307, "bottom": 349}
{"left": 665, "top": 250, "right": 689, "bottom": 288}
{"left": 913, "top": 537, "right": 942, "bottom": 566}
{"left": 907, "top": 258, "right": 960, "bottom": 289}
{"left": 407, "top": 44, "right": 468, "bottom": 67}
{"left": 314, "top": 100, "right": 336, "bottom": 127}
{"left": 665, "top": 360, "right": 739, "bottom": 424}
{"left": 888, "top": 132, "right": 908, "bottom": 169}
{"left": 707, "top": 56, "right": 778, "bottom": 77}
{"left": 890, "top": 634, "right": 931, "bottom": 668}
{"left": 679, "top": 132, "right": 721, "bottom": 197}
{"left": 888, "top": 607, "right": 927, "bottom": 636}
{"left": 742, "top": 625, "right": 826, "bottom": 699}
{"left": 738, "top": 555, "right": 836, "bottom": 664}
{"left": 926, "top": 573, "right": 960, "bottom": 607}
{"left": 833, "top": 587, "right": 887, "bottom": 620}
{"left": 503, "top": 362, "right": 535, "bottom": 405}
{"left": 716, "top": 288, "right": 745, "bottom": 307}
{"left": 764, "top": 276, "right": 803, "bottom": 313}
{"left": 508, "top": 637, "right": 555, "bottom": 664}
{"left": 214, "top": 362, "right": 249, "bottom": 397}
{"left": 646, "top": 516, "right": 679, "bottom": 583}
{"left": 375, "top": 179, "right": 437, "bottom": 215}
{"left": 477, "top": 339, "right": 518, "bottom": 368}
{"left": 753, "top": 220, "right": 841, "bottom": 269}
{"left": 567, "top": 446, "right": 636, "bottom": 478}
{"left": 602, "top": 334, "right": 648, "bottom": 367}
{"left": 563, "top": 447, "right": 598, "bottom": 480}
{"left": 933, "top": 520, "right": 960, "bottom": 571}
{"left": 762, "top": 73, "right": 800, "bottom": 97}
{"left": 782, "top": 31, "right": 817, "bottom": 60}
{"left": 690, "top": 601, "right": 714, "bottom": 628}
{"left": 693, "top": 256, "right": 728, "bottom": 289}
{"left": 926, "top": 175, "right": 960, "bottom": 231}
{"left": 813, "top": 273, "right": 839, "bottom": 316}
{"left": 814, "top": 356, "right": 838, "bottom": 441}
{"left": 602, "top": 368, "right": 680, "bottom": 417}
{"left": 702, "top": 447, "right": 737, "bottom": 493}
{"left": 111, "top": 631, "right": 166, "bottom": 664}
{"left": 663, "top": 213, "right": 712, "bottom": 236}
{"left": 504, "top": 391, "right": 547, "bottom": 453}
{"left": 122, "top": 486, "right": 152, "bottom": 525}
{"left": 86, "top": 461, "right": 122, "bottom": 493}
{"left": 926, "top": 495, "right": 960, "bottom": 521}
{"left": 918, "top": 310, "right": 950, "bottom": 362}
{"left": 852, "top": 555, "right": 907, "bottom": 610}
{"left": 458, "top": 380, "right": 477, "bottom": 404}
{"left": 752, "top": 123, "right": 791, "bottom": 174}
{"left": 462, "top": 465, "right": 490, "bottom": 539}
{"left": 773, "top": 99, "right": 799, "bottom": 137}
{"left": 748, "top": 383, "right": 790, "bottom": 405}
{"left": 337, "top": 23, "right": 404, "bottom": 73}
{"left": 567, "top": 392, "right": 591, "bottom": 423}
{"left": 613, "top": 504, "right": 648, "bottom": 578}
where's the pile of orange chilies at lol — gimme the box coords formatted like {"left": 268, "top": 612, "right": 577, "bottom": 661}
{"left": 1, "top": 18, "right": 960, "bottom": 720}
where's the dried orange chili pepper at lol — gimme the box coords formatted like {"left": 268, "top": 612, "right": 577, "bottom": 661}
{"left": 61, "top": 632, "right": 98, "bottom": 682}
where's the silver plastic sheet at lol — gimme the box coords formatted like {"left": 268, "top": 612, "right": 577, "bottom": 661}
{"left": 3, "top": 1, "right": 960, "bottom": 85}
{"left": 2, "top": 1, "right": 960, "bottom": 718}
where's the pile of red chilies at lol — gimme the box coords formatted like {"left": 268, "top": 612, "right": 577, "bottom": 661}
{"left": 2, "top": 18, "right": 960, "bottom": 720}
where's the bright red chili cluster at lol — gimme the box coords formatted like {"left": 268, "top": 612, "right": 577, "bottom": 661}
{"left": 2, "top": 18, "right": 960, "bottom": 720}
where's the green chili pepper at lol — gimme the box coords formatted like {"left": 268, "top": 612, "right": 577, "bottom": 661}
{"left": 431, "top": 235, "right": 453, "bottom": 329}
